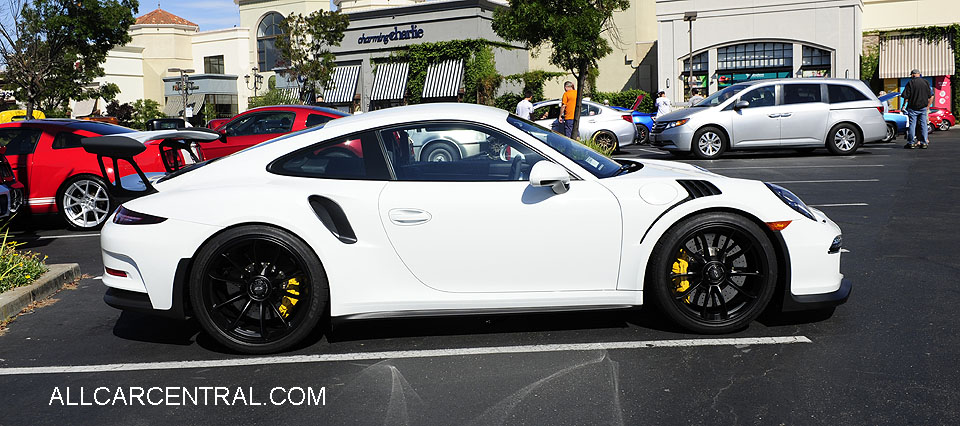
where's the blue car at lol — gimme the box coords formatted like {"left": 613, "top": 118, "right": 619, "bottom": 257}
{"left": 608, "top": 105, "right": 655, "bottom": 144}
{"left": 879, "top": 92, "right": 906, "bottom": 142}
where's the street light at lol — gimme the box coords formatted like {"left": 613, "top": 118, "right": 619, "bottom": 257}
{"left": 168, "top": 67, "right": 197, "bottom": 121}
{"left": 244, "top": 66, "right": 264, "bottom": 97}
{"left": 683, "top": 11, "right": 698, "bottom": 102}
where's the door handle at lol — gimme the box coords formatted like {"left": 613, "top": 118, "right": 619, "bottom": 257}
{"left": 780, "top": 113, "right": 792, "bottom": 118}
{"left": 768, "top": 113, "right": 781, "bottom": 118}
{"left": 388, "top": 208, "right": 432, "bottom": 226}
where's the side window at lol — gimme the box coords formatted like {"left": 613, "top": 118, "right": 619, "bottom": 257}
{"left": 52, "top": 132, "right": 84, "bottom": 149}
{"left": 269, "top": 131, "right": 390, "bottom": 180}
{"left": 783, "top": 84, "right": 823, "bottom": 104}
{"left": 827, "top": 85, "right": 869, "bottom": 103}
{"left": 533, "top": 105, "right": 559, "bottom": 121}
{"left": 378, "top": 123, "right": 541, "bottom": 182}
{"left": 0, "top": 128, "right": 43, "bottom": 155}
{"left": 740, "top": 86, "right": 777, "bottom": 108}
{"left": 306, "top": 114, "right": 333, "bottom": 128}
{"left": 581, "top": 104, "right": 601, "bottom": 116}
{"left": 226, "top": 112, "right": 296, "bottom": 136}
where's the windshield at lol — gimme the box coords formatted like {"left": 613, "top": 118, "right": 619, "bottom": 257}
{"left": 695, "top": 84, "right": 750, "bottom": 107}
{"left": 507, "top": 115, "right": 622, "bottom": 179}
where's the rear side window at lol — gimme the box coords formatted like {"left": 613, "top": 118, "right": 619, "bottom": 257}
{"left": 784, "top": 84, "right": 823, "bottom": 104}
{"left": 0, "top": 128, "right": 43, "bottom": 155}
{"left": 52, "top": 132, "right": 84, "bottom": 149}
{"left": 269, "top": 131, "right": 390, "bottom": 180}
{"left": 226, "top": 112, "right": 296, "bottom": 136}
{"left": 828, "top": 85, "right": 868, "bottom": 103}
{"left": 306, "top": 114, "right": 333, "bottom": 128}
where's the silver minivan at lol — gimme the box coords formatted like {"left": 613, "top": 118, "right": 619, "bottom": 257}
{"left": 649, "top": 79, "right": 887, "bottom": 159}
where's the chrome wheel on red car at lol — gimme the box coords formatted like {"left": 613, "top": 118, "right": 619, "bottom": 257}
{"left": 58, "top": 176, "right": 113, "bottom": 230}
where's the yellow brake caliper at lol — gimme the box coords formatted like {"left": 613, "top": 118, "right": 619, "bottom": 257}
{"left": 672, "top": 249, "right": 693, "bottom": 304}
{"left": 277, "top": 277, "right": 302, "bottom": 319}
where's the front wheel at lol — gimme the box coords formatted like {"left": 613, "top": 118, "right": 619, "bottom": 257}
{"left": 649, "top": 212, "right": 778, "bottom": 334}
{"left": 190, "top": 225, "right": 328, "bottom": 354}
{"left": 691, "top": 127, "right": 727, "bottom": 159}
{"left": 57, "top": 175, "right": 114, "bottom": 230}
{"left": 939, "top": 121, "right": 950, "bottom": 131}
{"left": 826, "top": 123, "right": 861, "bottom": 155}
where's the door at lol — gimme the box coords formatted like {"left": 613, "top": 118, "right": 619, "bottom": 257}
{"left": 779, "top": 83, "right": 828, "bottom": 146}
{"left": 730, "top": 85, "right": 782, "bottom": 147}
{"left": 376, "top": 122, "right": 623, "bottom": 293}
{"left": 0, "top": 126, "right": 43, "bottom": 199}
{"left": 209, "top": 111, "right": 297, "bottom": 159}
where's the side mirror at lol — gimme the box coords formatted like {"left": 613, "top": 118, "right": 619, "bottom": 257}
{"left": 529, "top": 161, "right": 570, "bottom": 194}
{"left": 734, "top": 100, "right": 750, "bottom": 110}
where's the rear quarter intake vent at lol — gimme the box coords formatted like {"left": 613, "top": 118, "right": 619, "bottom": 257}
{"left": 677, "top": 180, "right": 721, "bottom": 199}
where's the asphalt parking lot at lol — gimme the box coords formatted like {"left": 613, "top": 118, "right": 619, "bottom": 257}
{"left": 2, "top": 132, "right": 959, "bottom": 425}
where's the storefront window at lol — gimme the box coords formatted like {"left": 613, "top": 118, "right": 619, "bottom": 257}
{"left": 717, "top": 42, "right": 792, "bottom": 71}
{"left": 801, "top": 46, "right": 831, "bottom": 78}
{"left": 203, "top": 94, "right": 238, "bottom": 119}
{"left": 258, "top": 13, "right": 284, "bottom": 72}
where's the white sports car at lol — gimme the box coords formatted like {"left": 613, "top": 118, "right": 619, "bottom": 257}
{"left": 88, "top": 104, "right": 850, "bottom": 354}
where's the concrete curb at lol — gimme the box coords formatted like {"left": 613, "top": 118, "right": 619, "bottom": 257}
{"left": 0, "top": 264, "right": 81, "bottom": 322}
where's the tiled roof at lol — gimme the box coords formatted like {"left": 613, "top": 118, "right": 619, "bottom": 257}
{"left": 135, "top": 9, "right": 198, "bottom": 27}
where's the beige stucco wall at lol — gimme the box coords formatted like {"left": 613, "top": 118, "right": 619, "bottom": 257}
{"left": 129, "top": 24, "right": 198, "bottom": 105}
{"left": 97, "top": 45, "right": 146, "bottom": 105}
{"left": 863, "top": 0, "right": 960, "bottom": 31}
{"left": 238, "top": 0, "right": 329, "bottom": 93}
{"left": 193, "top": 28, "right": 252, "bottom": 110}
{"left": 335, "top": 0, "right": 424, "bottom": 13}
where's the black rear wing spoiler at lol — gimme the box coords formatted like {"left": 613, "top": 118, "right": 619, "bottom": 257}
{"left": 81, "top": 128, "right": 222, "bottom": 202}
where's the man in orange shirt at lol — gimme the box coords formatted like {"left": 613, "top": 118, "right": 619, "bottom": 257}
{"left": 558, "top": 81, "right": 577, "bottom": 138}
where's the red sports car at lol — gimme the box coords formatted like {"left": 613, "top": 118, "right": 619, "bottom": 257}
{"left": 929, "top": 107, "right": 955, "bottom": 131}
{"left": 0, "top": 119, "right": 171, "bottom": 230}
{"left": 204, "top": 105, "right": 349, "bottom": 159}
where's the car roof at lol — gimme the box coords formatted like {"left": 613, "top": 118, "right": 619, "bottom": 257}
{"left": 735, "top": 78, "right": 867, "bottom": 87}
{"left": 244, "top": 105, "right": 349, "bottom": 117}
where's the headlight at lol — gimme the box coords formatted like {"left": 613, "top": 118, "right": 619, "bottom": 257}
{"left": 764, "top": 183, "right": 816, "bottom": 221}
{"left": 665, "top": 118, "right": 689, "bottom": 129}
{"left": 113, "top": 205, "right": 167, "bottom": 225}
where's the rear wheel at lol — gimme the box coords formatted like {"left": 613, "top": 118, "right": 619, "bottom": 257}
{"left": 190, "top": 225, "right": 328, "bottom": 354}
{"left": 882, "top": 123, "right": 896, "bottom": 142}
{"left": 594, "top": 131, "right": 618, "bottom": 153}
{"left": 826, "top": 123, "right": 861, "bottom": 155}
{"left": 57, "top": 175, "right": 113, "bottom": 230}
{"left": 649, "top": 212, "right": 777, "bottom": 333}
{"left": 421, "top": 142, "right": 460, "bottom": 162}
{"left": 691, "top": 127, "right": 727, "bottom": 159}
{"left": 636, "top": 125, "right": 650, "bottom": 144}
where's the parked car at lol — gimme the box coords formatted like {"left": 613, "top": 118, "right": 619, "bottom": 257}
{"left": 89, "top": 103, "right": 849, "bottom": 354}
{"left": 929, "top": 107, "right": 955, "bottom": 131}
{"left": 205, "top": 118, "right": 231, "bottom": 131}
{"left": 608, "top": 95, "right": 656, "bottom": 144}
{"left": 650, "top": 78, "right": 887, "bottom": 158}
{"left": 206, "top": 105, "right": 349, "bottom": 159}
{"left": 878, "top": 92, "right": 906, "bottom": 143}
{"left": 0, "top": 147, "right": 24, "bottom": 218}
{"left": 531, "top": 99, "right": 636, "bottom": 150}
{"left": 0, "top": 119, "right": 178, "bottom": 230}
{"left": 146, "top": 118, "right": 191, "bottom": 130}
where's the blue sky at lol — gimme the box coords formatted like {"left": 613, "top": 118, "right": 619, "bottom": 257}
{"left": 148, "top": 0, "right": 339, "bottom": 31}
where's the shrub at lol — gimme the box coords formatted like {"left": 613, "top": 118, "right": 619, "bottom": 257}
{"left": 589, "top": 89, "right": 654, "bottom": 113}
{"left": 130, "top": 99, "right": 165, "bottom": 130}
{"left": 494, "top": 92, "right": 524, "bottom": 112}
{"left": 0, "top": 226, "right": 48, "bottom": 294}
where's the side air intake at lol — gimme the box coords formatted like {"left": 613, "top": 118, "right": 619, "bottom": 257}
{"left": 677, "top": 180, "right": 721, "bottom": 199}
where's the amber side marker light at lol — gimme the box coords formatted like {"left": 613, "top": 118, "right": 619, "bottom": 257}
{"left": 105, "top": 267, "right": 128, "bottom": 278}
{"left": 765, "top": 221, "right": 792, "bottom": 231}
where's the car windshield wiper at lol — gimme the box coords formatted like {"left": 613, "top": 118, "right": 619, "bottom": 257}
{"left": 614, "top": 161, "right": 643, "bottom": 176}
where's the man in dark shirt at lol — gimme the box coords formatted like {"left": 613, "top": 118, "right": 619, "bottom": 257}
{"left": 901, "top": 69, "right": 934, "bottom": 149}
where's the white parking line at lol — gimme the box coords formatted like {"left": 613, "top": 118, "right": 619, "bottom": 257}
{"left": 0, "top": 336, "right": 811, "bottom": 376}
{"left": 636, "top": 148, "right": 670, "bottom": 155}
{"left": 769, "top": 179, "right": 879, "bottom": 184}
{"left": 808, "top": 203, "right": 869, "bottom": 207}
{"left": 12, "top": 233, "right": 100, "bottom": 240}
{"left": 708, "top": 164, "right": 884, "bottom": 170}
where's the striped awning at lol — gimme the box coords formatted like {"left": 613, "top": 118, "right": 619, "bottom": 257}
{"left": 422, "top": 59, "right": 464, "bottom": 98}
{"left": 879, "top": 35, "right": 955, "bottom": 79}
{"left": 371, "top": 62, "right": 410, "bottom": 101}
{"left": 322, "top": 65, "right": 361, "bottom": 104}
{"left": 185, "top": 94, "right": 204, "bottom": 115}
{"left": 162, "top": 97, "right": 182, "bottom": 117}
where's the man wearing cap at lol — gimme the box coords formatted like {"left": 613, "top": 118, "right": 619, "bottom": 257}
{"left": 901, "top": 68, "right": 935, "bottom": 149}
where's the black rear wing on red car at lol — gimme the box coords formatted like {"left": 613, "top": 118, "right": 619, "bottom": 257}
{"left": 81, "top": 128, "right": 222, "bottom": 202}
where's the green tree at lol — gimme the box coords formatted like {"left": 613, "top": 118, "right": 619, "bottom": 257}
{"left": 248, "top": 87, "right": 300, "bottom": 108}
{"left": 130, "top": 99, "right": 163, "bottom": 130}
{"left": 493, "top": 0, "right": 629, "bottom": 138}
{"left": 275, "top": 10, "right": 349, "bottom": 103}
{"left": 0, "top": 0, "right": 138, "bottom": 119}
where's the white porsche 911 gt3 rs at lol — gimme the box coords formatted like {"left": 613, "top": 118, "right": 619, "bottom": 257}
{"left": 90, "top": 104, "right": 850, "bottom": 354}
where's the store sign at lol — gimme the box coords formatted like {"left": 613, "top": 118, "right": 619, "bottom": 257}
{"left": 358, "top": 24, "right": 425, "bottom": 46}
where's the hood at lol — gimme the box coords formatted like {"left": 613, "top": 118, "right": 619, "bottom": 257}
{"left": 614, "top": 157, "right": 721, "bottom": 180}
{"left": 654, "top": 107, "right": 707, "bottom": 122}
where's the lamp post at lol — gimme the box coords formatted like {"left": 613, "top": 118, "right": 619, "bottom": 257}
{"left": 168, "top": 67, "right": 197, "bottom": 121}
{"left": 245, "top": 67, "right": 264, "bottom": 97}
{"left": 683, "top": 11, "right": 698, "bottom": 101}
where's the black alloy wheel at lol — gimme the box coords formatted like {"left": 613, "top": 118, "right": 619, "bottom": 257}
{"left": 649, "top": 213, "right": 777, "bottom": 333}
{"left": 190, "top": 225, "right": 328, "bottom": 354}
{"left": 636, "top": 125, "right": 650, "bottom": 144}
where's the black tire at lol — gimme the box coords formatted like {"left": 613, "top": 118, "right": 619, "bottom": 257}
{"left": 636, "top": 125, "right": 650, "bottom": 144}
{"left": 420, "top": 142, "right": 460, "bottom": 162}
{"left": 691, "top": 127, "right": 727, "bottom": 159}
{"left": 190, "top": 225, "right": 328, "bottom": 354}
{"left": 826, "top": 123, "right": 861, "bottom": 155}
{"left": 882, "top": 123, "right": 896, "bottom": 142}
{"left": 56, "top": 174, "right": 114, "bottom": 231}
{"left": 593, "top": 131, "right": 618, "bottom": 152}
{"left": 648, "top": 212, "right": 778, "bottom": 334}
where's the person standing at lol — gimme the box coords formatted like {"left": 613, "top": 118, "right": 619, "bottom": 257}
{"left": 655, "top": 91, "right": 672, "bottom": 120}
{"left": 515, "top": 90, "right": 534, "bottom": 120}
{"left": 901, "top": 69, "right": 934, "bottom": 149}
{"left": 559, "top": 81, "right": 577, "bottom": 138}
{"left": 689, "top": 89, "right": 705, "bottom": 106}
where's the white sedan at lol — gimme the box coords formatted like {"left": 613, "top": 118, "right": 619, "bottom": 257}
{"left": 89, "top": 103, "right": 850, "bottom": 354}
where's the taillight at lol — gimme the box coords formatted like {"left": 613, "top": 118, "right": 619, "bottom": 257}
{"left": 621, "top": 114, "right": 633, "bottom": 123}
{"left": 113, "top": 205, "right": 167, "bottom": 225}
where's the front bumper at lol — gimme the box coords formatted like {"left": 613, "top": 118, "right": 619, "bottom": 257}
{"left": 782, "top": 278, "right": 851, "bottom": 311}
{"left": 776, "top": 208, "right": 851, "bottom": 311}
{"left": 649, "top": 125, "right": 695, "bottom": 151}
